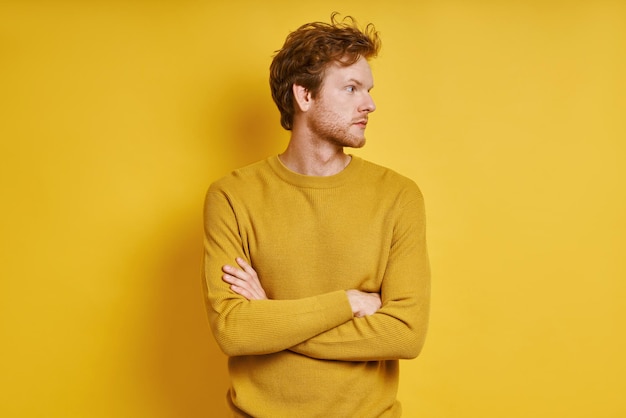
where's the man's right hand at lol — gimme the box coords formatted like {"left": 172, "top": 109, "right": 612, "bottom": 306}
{"left": 345, "top": 290, "right": 382, "bottom": 318}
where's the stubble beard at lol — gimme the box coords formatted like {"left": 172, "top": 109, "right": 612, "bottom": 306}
{"left": 308, "top": 105, "right": 366, "bottom": 149}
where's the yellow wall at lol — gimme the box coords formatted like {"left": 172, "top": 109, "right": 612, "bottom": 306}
{"left": 1, "top": 1, "right": 624, "bottom": 417}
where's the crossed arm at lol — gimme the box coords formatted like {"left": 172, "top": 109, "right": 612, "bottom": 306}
{"left": 220, "top": 253, "right": 429, "bottom": 361}
{"left": 204, "top": 187, "right": 430, "bottom": 361}
{"left": 222, "top": 257, "right": 382, "bottom": 318}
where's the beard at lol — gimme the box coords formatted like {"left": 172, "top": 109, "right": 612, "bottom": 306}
{"left": 307, "top": 102, "right": 367, "bottom": 149}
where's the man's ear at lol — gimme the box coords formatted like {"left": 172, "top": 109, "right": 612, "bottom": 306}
{"left": 292, "top": 84, "right": 313, "bottom": 112}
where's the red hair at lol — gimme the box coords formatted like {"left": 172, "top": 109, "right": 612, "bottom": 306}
{"left": 269, "top": 13, "right": 381, "bottom": 130}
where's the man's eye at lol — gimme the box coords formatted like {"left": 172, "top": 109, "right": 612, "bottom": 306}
{"left": 346, "top": 86, "right": 355, "bottom": 92}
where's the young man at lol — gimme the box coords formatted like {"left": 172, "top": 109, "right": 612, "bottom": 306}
{"left": 203, "top": 14, "right": 430, "bottom": 417}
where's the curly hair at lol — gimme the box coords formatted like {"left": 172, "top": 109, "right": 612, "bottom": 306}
{"left": 269, "top": 13, "right": 381, "bottom": 130}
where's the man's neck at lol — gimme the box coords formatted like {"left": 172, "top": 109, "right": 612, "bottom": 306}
{"left": 279, "top": 136, "right": 351, "bottom": 177}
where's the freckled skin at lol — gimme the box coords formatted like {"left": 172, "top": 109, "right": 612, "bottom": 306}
{"left": 307, "top": 57, "right": 376, "bottom": 149}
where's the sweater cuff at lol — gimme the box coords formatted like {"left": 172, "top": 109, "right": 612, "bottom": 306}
{"left": 316, "top": 290, "right": 354, "bottom": 329}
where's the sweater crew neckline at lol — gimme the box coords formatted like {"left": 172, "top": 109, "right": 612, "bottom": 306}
{"left": 267, "top": 154, "right": 363, "bottom": 189}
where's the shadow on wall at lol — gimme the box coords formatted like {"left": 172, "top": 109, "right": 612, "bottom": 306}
{"left": 150, "top": 80, "right": 284, "bottom": 417}
{"left": 219, "top": 77, "right": 286, "bottom": 170}
{"left": 150, "top": 220, "right": 229, "bottom": 417}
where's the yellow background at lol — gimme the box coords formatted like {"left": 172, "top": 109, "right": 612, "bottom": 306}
{"left": 1, "top": 1, "right": 624, "bottom": 417}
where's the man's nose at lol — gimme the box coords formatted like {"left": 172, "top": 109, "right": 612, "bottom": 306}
{"left": 361, "top": 93, "right": 376, "bottom": 113}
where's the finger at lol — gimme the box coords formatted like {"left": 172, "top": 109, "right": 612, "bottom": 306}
{"left": 224, "top": 260, "right": 267, "bottom": 300}
{"left": 222, "top": 273, "right": 241, "bottom": 285}
{"left": 236, "top": 257, "right": 258, "bottom": 277}
{"left": 230, "top": 284, "right": 254, "bottom": 300}
{"left": 223, "top": 264, "right": 252, "bottom": 282}
{"left": 224, "top": 274, "right": 263, "bottom": 300}
{"left": 232, "top": 259, "right": 265, "bottom": 296}
{"left": 222, "top": 272, "right": 255, "bottom": 292}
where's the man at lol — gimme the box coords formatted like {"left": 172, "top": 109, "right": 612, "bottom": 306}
{"left": 203, "top": 13, "right": 430, "bottom": 417}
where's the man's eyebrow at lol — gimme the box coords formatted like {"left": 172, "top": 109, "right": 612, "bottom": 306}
{"left": 346, "top": 78, "right": 363, "bottom": 86}
{"left": 346, "top": 78, "right": 374, "bottom": 89}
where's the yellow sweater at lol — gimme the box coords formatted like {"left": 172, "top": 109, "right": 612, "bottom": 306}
{"left": 203, "top": 155, "right": 430, "bottom": 417}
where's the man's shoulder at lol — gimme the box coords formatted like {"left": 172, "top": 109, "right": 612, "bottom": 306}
{"left": 356, "top": 158, "right": 425, "bottom": 209}
{"left": 208, "top": 157, "right": 273, "bottom": 193}
{"left": 359, "top": 158, "right": 420, "bottom": 191}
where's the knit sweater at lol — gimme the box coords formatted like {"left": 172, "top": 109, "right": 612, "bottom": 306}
{"left": 203, "top": 155, "right": 430, "bottom": 418}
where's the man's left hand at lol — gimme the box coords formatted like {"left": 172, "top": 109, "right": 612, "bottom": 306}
{"left": 222, "top": 257, "right": 268, "bottom": 300}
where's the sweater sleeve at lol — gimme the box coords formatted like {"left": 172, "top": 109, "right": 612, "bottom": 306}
{"left": 288, "top": 191, "right": 431, "bottom": 361}
{"left": 203, "top": 187, "right": 354, "bottom": 357}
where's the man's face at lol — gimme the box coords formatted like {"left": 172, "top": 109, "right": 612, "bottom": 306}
{"left": 307, "top": 56, "right": 376, "bottom": 149}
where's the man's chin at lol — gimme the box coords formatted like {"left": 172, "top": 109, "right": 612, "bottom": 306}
{"left": 345, "top": 137, "right": 366, "bottom": 149}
